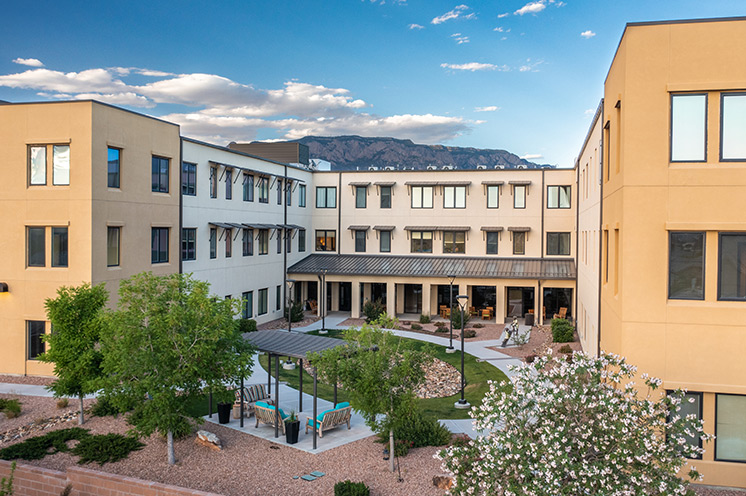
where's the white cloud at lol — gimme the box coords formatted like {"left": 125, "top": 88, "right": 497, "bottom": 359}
{"left": 584, "top": 108, "right": 595, "bottom": 116}
{"left": 515, "top": 1, "right": 546, "bottom": 15}
{"left": 493, "top": 27, "right": 503, "bottom": 32}
{"left": 408, "top": 23, "right": 424, "bottom": 30}
{"left": 497, "top": 12, "right": 509, "bottom": 18}
{"left": 520, "top": 153, "right": 543, "bottom": 160}
{"left": 441, "top": 62, "right": 507, "bottom": 72}
{"left": 518, "top": 59, "right": 544, "bottom": 72}
{"left": 13, "top": 58, "right": 44, "bottom": 67}
{"left": 580, "top": 30, "right": 596, "bottom": 38}
{"left": 431, "top": 5, "right": 475, "bottom": 24}
{"left": 451, "top": 33, "right": 470, "bottom": 44}
{"left": 475, "top": 106, "right": 500, "bottom": 112}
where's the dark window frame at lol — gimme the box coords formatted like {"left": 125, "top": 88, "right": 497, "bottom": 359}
{"left": 27, "top": 320, "right": 46, "bottom": 360}
{"left": 225, "top": 168, "right": 233, "bottom": 200}
{"left": 209, "top": 167, "right": 218, "bottom": 199}
{"left": 209, "top": 228, "right": 217, "bottom": 259}
{"left": 547, "top": 185, "right": 572, "bottom": 209}
{"left": 717, "top": 232, "right": 746, "bottom": 301}
{"left": 243, "top": 173, "right": 254, "bottom": 202}
{"left": 443, "top": 231, "right": 466, "bottom": 254}
{"left": 410, "top": 186, "right": 433, "bottom": 209}
{"left": 226, "top": 228, "right": 232, "bottom": 258}
{"left": 299, "top": 184, "right": 307, "bottom": 207}
{"left": 277, "top": 179, "right": 283, "bottom": 205}
{"left": 151, "top": 227, "right": 169, "bottom": 264}
{"left": 715, "top": 393, "right": 746, "bottom": 463}
{"left": 315, "top": 230, "right": 337, "bottom": 252}
{"left": 443, "top": 186, "right": 467, "bottom": 209}
{"left": 720, "top": 92, "right": 746, "bottom": 162}
{"left": 316, "top": 186, "right": 337, "bottom": 208}
{"left": 356, "top": 186, "right": 367, "bottom": 208}
{"left": 243, "top": 228, "right": 253, "bottom": 256}
{"left": 27, "top": 226, "right": 45, "bottom": 267}
{"left": 51, "top": 227, "right": 68, "bottom": 268}
{"left": 299, "top": 229, "right": 306, "bottom": 252}
{"left": 242, "top": 291, "right": 253, "bottom": 319}
{"left": 258, "top": 288, "right": 268, "bottom": 315}
{"left": 513, "top": 185, "right": 527, "bottom": 209}
{"left": 380, "top": 230, "right": 391, "bottom": 253}
{"left": 258, "top": 177, "right": 269, "bottom": 203}
{"left": 107, "top": 226, "right": 120, "bottom": 267}
{"left": 380, "top": 186, "right": 392, "bottom": 209}
{"left": 670, "top": 92, "right": 708, "bottom": 164}
{"left": 486, "top": 231, "right": 499, "bottom": 254}
{"left": 258, "top": 229, "right": 269, "bottom": 255}
{"left": 547, "top": 232, "right": 571, "bottom": 256}
{"left": 668, "top": 231, "right": 706, "bottom": 300}
{"left": 513, "top": 231, "right": 526, "bottom": 255}
{"left": 355, "top": 230, "right": 366, "bottom": 252}
{"left": 181, "top": 228, "right": 196, "bottom": 261}
{"left": 276, "top": 285, "right": 282, "bottom": 311}
{"left": 28, "top": 145, "right": 48, "bottom": 186}
{"left": 108, "top": 147, "right": 121, "bottom": 189}
{"left": 486, "top": 185, "right": 499, "bottom": 209}
{"left": 151, "top": 156, "right": 170, "bottom": 193}
{"left": 666, "top": 390, "right": 703, "bottom": 460}
{"left": 181, "top": 161, "right": 196, "bottom": 196}
{"left": 410, "top": 230, "right": 433, "bottom": 253}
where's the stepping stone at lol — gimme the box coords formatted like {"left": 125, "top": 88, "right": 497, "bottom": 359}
{"left": 301, "top": 475, "right": 317, "bottom": 481}
{"left": 310, "top": 471, "right": 325, "bottom": 477}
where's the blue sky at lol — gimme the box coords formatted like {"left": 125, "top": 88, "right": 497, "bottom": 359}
{"left": 1, "top": 1, "right": 744, "bottom": 167}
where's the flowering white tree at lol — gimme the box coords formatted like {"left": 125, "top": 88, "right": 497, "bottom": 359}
{"left": 438, "top": 350, "right": 712, "bottom": 496}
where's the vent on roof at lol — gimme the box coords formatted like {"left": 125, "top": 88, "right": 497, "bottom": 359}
{"left": 368, "top": 166, "right": 379, "bottom": 171}
{"left": 477, "top": 165, "right": 486, "bottom": 170}
{"left": 427, "top": 165, "right": 437, "bottom": 170}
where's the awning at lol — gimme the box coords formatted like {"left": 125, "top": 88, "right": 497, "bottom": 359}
{"left": 438, "top": 181, "right": 472, "bottom": 186}
{"left": 508, "top": 180, "right": 532, "bottom": 186}
{"left": 374, "top": 181, "right": 396, "bottom": 187}
{"left": 373, "top": 226, "right": 395, "bottom": 231}
{"left": 209, "top": 222, "right": 234, "bottom": 229}
{"left": 437, "top": 226, "right": 471, "bottom": 232}
{"left": 242, "top": 223, "right": 279, "bottom": 229}
{"left": 348, "top": 181, "right": 371, "bottom": 187}
{"left": 277, "top": 224, "right": 304, "bottom": 230}
{"left": 404, "top": 181, "right": 438, "bottom": 186}
{"left": 347, "top": 225, "right": 371, "bottom": 231}
{"left": 404, "top": 226, "right": 438, "bottom": 231}
{"left": 508, "top": 226, "right": 531, "bottom": 232}
{"left": 481, "top": 181, "right": 505, "bottom": 186}
{"left": 481, "top": 226, "right": 504, "bottom": 232}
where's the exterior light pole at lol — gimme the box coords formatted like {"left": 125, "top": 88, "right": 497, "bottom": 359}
{"left": 446, "top": 275, "right": 456, "bottom": 353}
{"left": 283, "top": 279, "right": 296, "bottom": 370}
{"left": 454, "top": 294, "right": 470, "bottom": 409}
{"left": 318, "top": 269, "right": 328, "bottom": 334}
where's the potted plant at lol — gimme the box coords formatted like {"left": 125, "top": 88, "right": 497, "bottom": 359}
{"left": 285, "top": 410, "right": 300, "bottom": 444}
{"left": 217, "top": 401, "right": 232, "bottom": 424}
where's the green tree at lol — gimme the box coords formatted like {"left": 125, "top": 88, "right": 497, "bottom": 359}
{"left": 41, "top": 283, "right": 109, "bottom": 425}
{"left": 99, "top": 272, "right": 254, "bottom": 465}
{"left": 309, "top": 324, "right": 432, "bottom": 472}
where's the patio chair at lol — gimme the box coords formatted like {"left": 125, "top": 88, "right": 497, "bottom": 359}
{"left": 233, "top": 384, "right": 272, "bottom": 417}
{"left": 481, "top": 308, "right": 490, "bottom": 320}
{"left": 308, "top": 299, "right": 318, "bottom": 312}
{"left": 305, "top": 402, "right": 352, "bottom": 438}
{"left": 439, "top": 305, "right": 447, "bottom": 318}
{"left": 254, "top": 402, "right": 288, "bottom": 434}
{"left": 553, "top": 307, "right": 568, "bottom": 320}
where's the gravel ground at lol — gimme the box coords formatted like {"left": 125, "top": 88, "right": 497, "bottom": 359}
{"left": 0, "top": 375, "right": 55, "bottom": 386}
{"left": 340, "top": 318, "right": 509, "bottom": 342}
{"left": 0, "top": 393, "right": 94, "bottom": 436}
{"left": 257, "top": 312, "right": 321, "bottom": 331}
{"left": 489, "top": 325, "right": 583, "bottom": 361}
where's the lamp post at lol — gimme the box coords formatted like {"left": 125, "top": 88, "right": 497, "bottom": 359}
{"left": 318, "top": 269, "right": 328, "bottom": 334}
{"left": 454, "top": 294, "right": 470, "bottom": 409}
{"left": 283, "top": 279, "right": 296, "bottom": 370}
{"left": 446, "top": 275, "right": 456, "bottom": 353}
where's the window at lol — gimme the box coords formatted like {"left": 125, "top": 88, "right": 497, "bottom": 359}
{"left": 513, "top": 232, "right": 526, "bottom": 255}
{"left": 258, "top": 288, "right": 268, "bottom": 315}
{"left": 276, "top": 285, "right": 282, "bottom": 311}
{"left": 514, "top": 185, "right": 526, "bottom": 209}
{"left": 316, "top": 186, "right": 337, "bottom": 208}
{"left": 29, "top": 146, "right": 47, "bottom": 185}
{"left": 181, "top": 162, "right": 196, "bottom": 196}
{"left": 443, "top": 186, "right": 466, "bottom": 209}
{"left": 27, "top": 321, "right": 45, "bottom": 360}
{"left": 151, "top": 156, "right": 169, "bottom": 193}
{"left": 243, "top": 173, "right": 254, "bottom": 201}
{"left": 487, "top": 185, "right": 499, "bottom": 208}
{"left": 380, "top": 186, "right": 392, "bottom": 208}
{"left": 547, "top": 232, "right": 571, "bottom": 256}
{"left": 721, "top": 93, "right": 746, "bottom": 161}
{"left": 52, "top": 146, "right": 70, "bottom": 185}
{"left": 51, "top": 227, "right": 68, "bottom": 267}
{"left": 209, "top": 167, "right": 217, "bottom": 198}
{"left": 181, "top": 228, "right": 196, "bottom": 261}
{"left": 669, "top": 232, "right": 705, "bottom": 300}
{"left": 29, "top": 145, "right": 69, "bottom": 186}
{"left": 108, "top": 147, "right": 121, "bottom": 189}
{"left": 718, "top": 233, "right": 746, "bottom": 300}
{"left": 107, "top": 227, "right": 120, "bottom": 267}
{"left": 277, "top": 179, "right": 282, "bottom": 205}
{"left": 298, "top": 229, "right": 306, "bottom": 252}
{"left": 299, "top": 184, "right": 306, "bottom": 207}
{"left": 242, "top": 291, "right": 253, "bottom": 319}
{"left": 286, "top": 181, "right": 292, "bottom": 206}
{"left": 276, "top": 229, "right": 282, "bottom": 254}
{"left": 258, "top": 229, "right": 269, "bottom": 255}
{"left": 316, "top": 230, "right": 336, "bottom": 251}
{"left": 547, "top": 186, "right": 571, "bottom": 209}
{"left": 411, "top": 186, "right": 433, "bottom": 208}
{"left": 667, "top": 391, "right": 703, "bottom": 458}
{"left": 486, "top": 232, "right": 499, "bottom": 254}
{"left": 410, "top": 231, "right": 433, "bottom": 253}
{"left": 355, "top": 230, "right": 366, "bottom": 252}
{"left": 258, "top": 177, "right": 269, "bottom": 203}
{"left": 443, "top": 231, "right": 465, "bottom": 253}
{"left": 225, "top": 229, "right": 232, "bottom": 258}
{"left": 356, "top": 186, "right": 367, "bottom": 208}
{"left": 380, "top": 230, "right": 391, "bottom": 253}
{"left": 225, "top": 169, "right": 232, "bottom": 200}
{"left": 671, "top": 94, "right": 707, "bottom": 162}
{"left": 151, "top": 227, "right": 169, "bottom": 263}
{"left": 716, "top": 394, "right": 746, "bottom": 462}
{"left": 27, "top": 227, "right": 45, "bottom": 267}
{"left": 209, "top": 228, "right": 217, "bottom": 259}
{"left": 243, "top": 228, "right": 253, "bottom": 256}
{"left": 286, "top": 229, "right": 292, "bottom": 254}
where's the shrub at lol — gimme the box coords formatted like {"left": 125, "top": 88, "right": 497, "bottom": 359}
{"left": 362, "top": 299, "right": 386, "bottom": 323}
{"left": 0, "top": 461, "right": 15, "bottom": 496}
{"left": 378, "top": 410, "right": 452, "bottom": 456}
{"left": 558, "top": 344, "right": 573, "bottom": 354}
{"left": 462, "top": 329, "right": 476, "bottom": 338}
{"left": 0, "top": 399, "right": 21, "bottom": 419}
{"left": 410, "top": 323, "right": 422, "bottom": 331}
{"left": 434, "top": 326, "right": 448, "bottom": 333}
{"left": 71, "top": 433, "right": 144, "bottom": 465}
{"left": 371, "top": 313, "right": 398, "bottom": 330}
{"left": 0, "top": 428, "right": 90, "bottom": 461}
{"left": 334, "top": 480, "right": 370, "bottom": 496}
{"left": 284, "top": 301, "right": 305, "bottom": 323}
{"left": 551, "top": 318, "right": 575, "bottom": 343}
{"left": 91, "top": 396, "right": 125, "bottom": 417}
{"left": 525, "top": 354, "right": 537, "bottom": 363}
{"left": 434, "top": 321, "right": 446, "bottom": 328}
{"left": 451, "top": 433, "right": 471, "bottom": 448}
{"left": 451, "top": 306, "right": 471, "bottom": 329}
{"left": 56, "top": 398, "right": 69, "bottom": 409}
{"left": 419, "top": 314, "right": 431, "bottom": 324}
{"left": 472, "top": 323, "right": 484, "bottom": 329}
{"left": 237, "top": 318, "right": 257, "bottom": 333}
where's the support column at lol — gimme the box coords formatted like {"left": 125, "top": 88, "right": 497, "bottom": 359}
{"left": 330, "top": 282, "right": 340, "bottom": 312}
{"left": 396, "top": 284, "right": 405, "bottom": 314}
{"left": 386, "top": 281, "right": 396, "bottom": 318}
{"left": 422, "top": 283, "right": 432, "bottom": 317}
{"left": 363, "top": 282, "right": 372, "bottom": 303}
{"left": 458, "top": 283, "right": 468, "bottom": 304}
{"left": 316, "top": 280, "right": 322, "bottom": 317}
{"left": 351, "top": 280, "right": 361, "bottom": 318}
{"left": 495, "top": 284, "right": 506, "bottom": 324}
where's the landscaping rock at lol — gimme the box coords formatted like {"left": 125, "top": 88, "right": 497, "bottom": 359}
{"left": 433, "top": 475, "right": 453, "bottom": 490}
{"left": 0, "top": 409, "right": 82, "bottom": 445}
{"left": 195, "top": 430, "right": 222, "bottom": 451}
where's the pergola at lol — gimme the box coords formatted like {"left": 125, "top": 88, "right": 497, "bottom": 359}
{"left": 243, "top": 329, "right": 345, "bottom": 449}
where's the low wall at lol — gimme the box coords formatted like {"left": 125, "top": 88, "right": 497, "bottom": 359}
{"left": 0, "top": 460, "right": 223, "bottom": 496}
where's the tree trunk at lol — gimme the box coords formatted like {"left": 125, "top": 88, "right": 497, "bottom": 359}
{"left": 389, "top": 429, "right": 395, "bottom": 472}
{"left": 78, "top": 394, "right": 84, "bottom": 425}
{"left": 167, "top": 430, "right": 175, "bottom": 465}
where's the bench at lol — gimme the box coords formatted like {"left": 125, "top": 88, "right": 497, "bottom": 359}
{"left": 305, "top": 402, "right": 352, "bottom": 438}
{"left": 233, "top": 384, "right": 272, "bottom": 418}
{"left": 254, "top": 402, "right": 288, "bottom": 434}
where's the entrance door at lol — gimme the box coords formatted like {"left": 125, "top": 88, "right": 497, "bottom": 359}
{"left": 371, "top": 283, "right": 387, "bottom": 305}
{"left": 339, "top": 282, "right": 352, "bottom": 312}
{"left": 506, "top": 287, "right": 535, "bottom": 318}
{"left": 404, "top": 284, "right": 422, "bottom": 314}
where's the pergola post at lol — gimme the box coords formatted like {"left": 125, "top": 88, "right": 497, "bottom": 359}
{"left": 313, "top": 367, "right": 318, "bottom": 450}
{"left": 274, "top": 354, "right": 280, "bottom": 438}
{"left": 240, "top": 376, "right": 244, "bottom": 428}
{"left": 267, "top": 353, "right": 272, "bottom": 391}
{"left": 299, "top": 358, "right": 303, "bottom": 412}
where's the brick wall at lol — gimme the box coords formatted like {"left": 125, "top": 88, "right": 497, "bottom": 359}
{"left": 0, "top": 461, "right": 223, "bottom": 496}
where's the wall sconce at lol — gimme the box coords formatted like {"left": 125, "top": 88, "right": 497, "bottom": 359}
{"left": 0, "top": 283, "right": 8, "bottom": 293}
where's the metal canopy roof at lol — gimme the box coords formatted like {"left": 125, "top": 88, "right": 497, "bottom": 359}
{"left": 374, "top": 181, "right": 396, "bottom": 186}
{"left": 509, "top": 180, "right": 532, "bottom": 186}
{"left": 481, "top": 181, "right": 505, "bottom": 186}
{"left": 437, "top": 181, "right": 472, "bottom": 186}
{"left": 347, "top": 225, "right": 371, "bottom": 231}
{"left": 348, "top": 181, "right": 371, "bottom": 187}
{"left": 508, "top": 226, "right": 531, "bottom": 232}
{"left": 244, "top": 330, "right": 345, "bottom": 359}
{"left": 373, "top": 225, "right": 395, "bottom": 231}
{"left": 288, "top": 254, "right": 576, "bottom": 280}
{"left": 438, "top": 226, "right": 471, "bottom": 232}
{"left": 404, "top": 226, "right": 438, "bottom": 231}
{"left": 481, "top": 226, "right": 504, "bottom": 232}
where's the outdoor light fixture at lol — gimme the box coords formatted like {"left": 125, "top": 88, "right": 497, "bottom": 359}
{"left": 284, "top": 279, "right": 296, "bottom": 369}
{"left": 0, "top": 282, "right": 7, "bottom": 293}
{"left": 383, "top": 447, "right": 390, "bottom": 461}
{"left": 446, "top": 275, "right": 456, "bottom": 353}
{"left": 455, "top": 294, "right": 471, "bottom": 410}
{"left": 318, "top": 269, "right": 328, "bottom": 334}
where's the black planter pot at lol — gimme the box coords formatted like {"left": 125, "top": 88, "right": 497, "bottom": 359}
{"left": 285, "top": 420, "right": 300, "bottom": 444}
{"left": 217, "top": 402, "right": 231, "bottom": 424}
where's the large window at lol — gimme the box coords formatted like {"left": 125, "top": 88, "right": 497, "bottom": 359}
{"left": 243, "top": 173, "right": 254, "bottom": 201}
{"left": 513, "top": 231, "right": 526, "bottom": 255}
{"left": 380, "top": 230, "right": 391, "bottom": 253}
{"left": 27, "top": 320, "right": 45, "bottom": 360}
{"left": 51, "top": 227, "right": 68, "bottom": 267}
{"left": 285, "top": 229, "right": 292, "bottom": 254}
{"left": 151, "top": 227, "right": 169, "bottom": 264}
{"left": 316, "top": 230, "right": 336, "bottom": 251}
{"left": 209, "top": 167, "right": 217, "bottom": 198}
{"left": 242, "top": 291, "right": 253, "bottom": 319}
{"left": 258, "top": 177, "right": 269, "bottom": 203}
{"left": 181, "top": 161, "right": 196, "bottom": 196}
{"left": 276, "top": 285, "right": 282, "bottom": 311}
{"left": 243, "top": 228, "right": 253, "bottom": 256}
{"left": 286, "top": 181, "right": 292, "bottom": 206}
{"left": 277, "top": 179, "right": 283, "bottom": 205}
{"left": 181, "top": 228, "right": 196, "bottom": 261}
{"left": 411, "top": 186, "right": 433, "bottom": 208}
{"left": 225, "top": 169, "right": 233, "bottom": 200}
{"left": 151, "top": 156, "right": 169, "bottom": 193}
{"left": 258, "top": 229, "right": 269, "bottom": 255}
{"left": 547, "top": 186, "right": 571, "bottom": 209}
{"left": 355, "top": 230, "right": 366, "bottom": 252}
{"left": 209, "top": 228, "right": 217, "bottom": 259}
{"left": 107, "top": 226, "right": 120, "bottom": 267}
{"left": 721, "top": 93, "right": 746, "bottom": 161}
{"left": 443, "top": 186, "right": 466, "bottom": 209}
{"left": 547, "top": 232, "right": 571, "bottom": 256}
{"left": 716, "top": 394, "right": 746, "bottom": 462}
{"left": 514, "top": 185, "right": 526, "bottom": 209}
{"left": 718, "top": 233, "right": 746, "bottom": 300}
{"left": 276, "top": 229, "right": 282, "bottom": 254}
{"left": 258, "top": 288, "right": 268, "bottom": 315}
{"left": 52, "top": 145, "right": 70, "bottom": 185}
{"left": 486, "top": 232, "right": 499, "bottom": 254}
{"left": 316, "top": 186, "right": 337, "bottom": 208}
{"left": 667, "top": 391, "right": 702, "bottom": 459}
{"left": 29, "top": 145, "right": 70, "bottom": 186}
{"left": 443, "top": 231, "right": 465, "bottom": 253}
{"left": 29, "top": 146, "right": 47, "bottom": 185}
{"left": 27, "top": 227, "right": 45, "bottom": 267}
{"left": 380, "top": 186, "right": 392, "bottom": 208}
{"left": 671, "top": 93, "right": 707, "bottom": 162}
{"left": 410, "top": 231, "right": 433, "bottom": 253}
{"left": 356, "top": 186, "right": 367, "bottom": 208}
{"left": 299, "top": 184, "right": 306, "bottom": 207}
{"left": 298, "top": 229, "right": 306, "bottom": 252}
{"left": 487, "top": 185, "right": 499, "bottom": 208}
{"left": 225, "top": 229, "right": 232, "bottom": 258}
{"left": 669, "top": 232, "right": 705, "bottom": 300}
{"left": 108, "top": 147, "right": 121, "bottom": 189}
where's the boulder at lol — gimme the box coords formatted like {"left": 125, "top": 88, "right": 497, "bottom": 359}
{"left": 433, "top": 476, "right": 453, "bottom": 490}
{"left": 195, "top": 430, "right": 222, "bottom": 451}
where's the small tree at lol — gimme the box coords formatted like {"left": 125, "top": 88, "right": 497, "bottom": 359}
{"left": 100, "top": 273, "right": 254, "bottom": 465}
{"left": 438, "top": 350, "right": 712, "bottom": 496}
{"left": 41, "top": 283, "right": 109, "bottom": 425}
{"left": 309, "top": 324, "right": 432, "bottom": 472}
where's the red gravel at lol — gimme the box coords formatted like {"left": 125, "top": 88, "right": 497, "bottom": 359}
{"left": 0, "top": 375, "right": 55, "bottom": 386}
